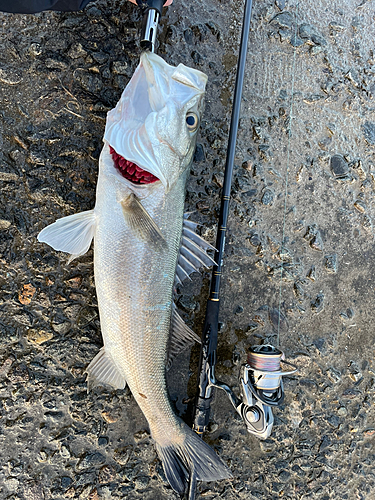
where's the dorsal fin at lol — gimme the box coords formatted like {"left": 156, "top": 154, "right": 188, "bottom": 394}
{"left": 167, "top": 304, "right": 201, "bottom": 370}
{"left": 174, "top": 215, "right": 216, "bottom": 286}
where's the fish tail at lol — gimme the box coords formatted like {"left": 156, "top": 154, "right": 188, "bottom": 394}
{"left": 155, "top": 422, "right": 232, "bottom": 494}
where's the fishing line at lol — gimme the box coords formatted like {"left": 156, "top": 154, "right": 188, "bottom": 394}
{"left": 277, "top": 3, "right": 300, "bottom": 348}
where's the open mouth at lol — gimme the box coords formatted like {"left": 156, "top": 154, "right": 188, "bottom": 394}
{"left": 110, "top": 146, "right": 159, "bottom": 185}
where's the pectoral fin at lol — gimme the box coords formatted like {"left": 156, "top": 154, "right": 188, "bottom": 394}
{"left": 38, "top": 210, "right": 96, "bottom": 263}
{"left": 120, "top": 193, "right": 167, "bottom": 252}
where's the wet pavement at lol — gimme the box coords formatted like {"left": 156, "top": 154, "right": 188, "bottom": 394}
{"left": 0, "top": 0, "right": 375, "bottom": 499}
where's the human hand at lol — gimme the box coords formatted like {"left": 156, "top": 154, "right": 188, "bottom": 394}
{"left": 128, "top": 0, "right": 173, "bottom": 5}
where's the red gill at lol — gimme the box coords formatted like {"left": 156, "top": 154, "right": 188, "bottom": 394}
{"left": 110, "top": 146, "right": 159, "bottom": 185}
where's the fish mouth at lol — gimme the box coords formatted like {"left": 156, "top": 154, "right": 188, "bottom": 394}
{"left": 110, "top": 146, "right": 159, "bottom": 185}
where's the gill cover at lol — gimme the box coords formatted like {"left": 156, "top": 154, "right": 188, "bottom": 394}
{"left": 104, "top": 52, "right": 207, "bottom": 192}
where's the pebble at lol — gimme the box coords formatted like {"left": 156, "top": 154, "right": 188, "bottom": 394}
{"left": 307, "top": 265, "right": 316, "bottom": 281}
{"left": 278, "top": 470, "right": 291, "bottom": 482}
{"left": 310, "top": 233, "right": 324, "bottom": 251}
{"left": 5, "top": 478, "right": 19, "bottom": 492}
{"left": 326, "top": 367, "right": 341, "bottom": 384}
{"left": 324, "top": 254, "right": 338, "bottom": 273}
{"left": 311, "top": 293, "right": 324, "bottom": 313}
{"left": 350, "top": 159, "right": 367, "bottom": 180}
{"left": 207, "top": 421, "right": 219, "bottom": 432}
{"left": 28, "top": 42, "right": 42, "bottom": 56}
{"left": 258, "top": 144, "right": 270, "bottom": 159}
{"left": 249, "top": 234, "right": 261, "bottom": 247}
{"left": 113, "top": 446, "right": 132, "bottom": 466}
{"left": 0, "top": 219, "right": 11, "bottom": 230}
{"left": 193, "top": 143, "right": 205, "bottom": 162}
{"left": 331, "top": 154, "right": 349, "bottom": 177}
{"left": 337, "top": 407, "right": 348, "bottom": 417}
{"left": 304, "top": 224, "right": 324, "bottom": 251}
{"left": 327, "top": 415, "right": 340, "bottom": 428}
{"left": 261, "top": 189, "right": 275, "bottom": 206}
{"left": 112, "top": 61, "right": 128, "bottom": 75}
{"left": 178, "top": 295, "right": 198, "bottom": 312}
{"left": 75, "top": 471, "right": 97, "bottom": 487}
{"left": 133, "top": 429, "right": 150, "bottom": 443}
{"left": 278, "top": 29, "right": 290, "bottom": 43}
{"left": 98, "top": 465, "right": 116, "bottom": 483}
{"left": 267, "top": 235, "right": 281, "bottom": 253}
{"left": 290, "top": 34, "right": 304, "bottom": 47}
{"left": 354, "top": 200, "right": 366, "bottom": 213}
{"left": 329, "top": 21, "right": 345, "bottom": 32}
{"left": 135, "top": 476, "right": 150, "bottom": 490}
{"left": 362, "top": 215, "right": 372, "bottom": 232}
{"left": 67, "top": 43, "right": 87, "bottom": 59}
{"left": 278, "top": 247, "right": 293, "bottom": 262}
{"left": 27, "top": 329, "right": 53, "bottom": 344}
{"left": 362, "top": 121, "right": 375, "bottom": 146}
{"left": 52, "top": 321, "right": 71, "bottom": 335}
{"left": 91, "top": 51, "right": 109, "bottom": 64}
{"left": 270, "top": 12, "right": 294, "bottom": 29}
{"left": 77, "top": 452, "right": 106, "bottom": 470}
{"left": 293, "top": 281, "right": 305, "bottom": 300}
{"left": 74, "top": 69, "right": 103, "bottom": 93}
{"left": 0, "top": 171, "right": 18, "bottom": 181}
{"left": 211, "top": 173, "right": 223, "bottom": 190}
{"left": 0, "top": 68, "right": 22, "bottom": 85}
{"left": 61, "top": 476, "right": 73, "bottom": 489}
{"left": 259, "top": 439, "right": 275, "bottom": 452}
{"left": 275, "top": 0, "right": 286, "bottom": 10}
{"left": 349, "top": 372, "right": 362, "bottom": 382}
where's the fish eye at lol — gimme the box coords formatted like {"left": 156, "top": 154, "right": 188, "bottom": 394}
{"left": 186, "top": 112, "right": 198, "bottom": 131}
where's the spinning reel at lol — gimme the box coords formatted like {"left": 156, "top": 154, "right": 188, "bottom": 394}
{"left": 211, "top": 345, "right": 297, "bottom": 439}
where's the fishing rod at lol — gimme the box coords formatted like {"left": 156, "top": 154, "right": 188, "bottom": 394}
{"left": 135, "top": 1, "right": 297, "bottom": 497}
{"left": 189, "top": 0, "right": 297, "bottom": 497}
{"left": 137, "top": 0, "right": 164, "bottom": 52}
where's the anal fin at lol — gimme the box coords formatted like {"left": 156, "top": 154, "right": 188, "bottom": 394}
{"left": 121, "top": 193, "right": 167, "bottom": 252}
{"left": 167, "top": 304, "right": 201, "bottom": 370}
{"left": 86, "top": 347, "right": 126, "bottom": 391}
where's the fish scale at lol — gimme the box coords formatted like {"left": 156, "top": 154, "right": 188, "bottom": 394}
{"left": 94, "top": 154, "right": 186, "bottom": 444}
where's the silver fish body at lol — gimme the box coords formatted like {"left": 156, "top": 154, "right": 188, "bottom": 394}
{"left": 38, "top": 51, "right": 231, "bottom": 493}
{"left": 94, "top": 145, "right": 186, "bottom": 445}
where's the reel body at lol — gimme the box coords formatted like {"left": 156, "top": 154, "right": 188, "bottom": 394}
{"left": 212, "top": 344, "right": 297, "bottom": 439}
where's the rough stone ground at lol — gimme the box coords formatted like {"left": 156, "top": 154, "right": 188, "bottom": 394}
{"left": 0, "top": 0, "right": 374, "bottom": 499}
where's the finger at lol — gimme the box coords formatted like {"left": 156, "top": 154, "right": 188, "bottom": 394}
{"left": 128, "top": 0, "right": 173, "bottom": 4}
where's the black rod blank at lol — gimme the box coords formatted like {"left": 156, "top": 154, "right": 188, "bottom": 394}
{"left": 192, "top": 0, "right": 254, "bottom": 435}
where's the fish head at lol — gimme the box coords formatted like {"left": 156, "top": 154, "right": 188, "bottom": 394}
{"left": 104, "top": 51, "right": 207, "bottom": 192}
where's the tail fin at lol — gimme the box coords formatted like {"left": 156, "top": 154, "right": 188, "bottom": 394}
{"left": 155, "top": 422, "right": 232, "bottom": 494}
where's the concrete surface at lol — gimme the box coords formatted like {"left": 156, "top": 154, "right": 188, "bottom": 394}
{"left": 0, "top": 0, "right": 374, "bottom": 499}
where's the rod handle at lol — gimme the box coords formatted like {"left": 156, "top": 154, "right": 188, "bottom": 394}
{"left": 192, "top": 298, "right": 220, "bottom": 434}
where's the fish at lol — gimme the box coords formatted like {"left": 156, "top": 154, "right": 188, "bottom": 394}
{"left": 37, "top": 51, "right": 232, "bottom": 494}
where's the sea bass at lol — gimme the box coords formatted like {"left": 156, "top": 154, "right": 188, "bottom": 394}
{"left": 38, "top": 51, "right": 231, "bottom": 493}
